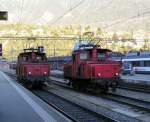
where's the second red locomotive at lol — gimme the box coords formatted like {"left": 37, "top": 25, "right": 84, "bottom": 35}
{"left": 16, "top": 47, "right": 50, "bottom": 88}
{"left": 64, "top": 42, "right": 121, "bottom": 92}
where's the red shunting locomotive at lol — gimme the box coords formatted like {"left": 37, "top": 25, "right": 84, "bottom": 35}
{"left": 64, "top": 42, "right": 121, "bottom": 92}
{"left": 16, "top": 46, "right": 50, "bottom": 88}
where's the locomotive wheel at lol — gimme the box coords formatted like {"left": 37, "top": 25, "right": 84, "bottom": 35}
{"left": 72, "top": 81, "right": 86, "bottom": 91}
{"left": 72, "top": 82, "right": 79, "bottom": 90}
{"left": 17, "top": 76, "right": 22, "bottom": 83}
{"left": 25, "top": 82, "right": 33, "bottom": 89}
{"left": 111, "top": 87, "right": 116, "bottom": 92}
{"left": 103, "top": 85, "right": 109, "bottom": 93}
{"left": 111, "top": 82, "right": 117, "bottom": 92}
{"left": 33, "top": 82, "right": 43, "bottom": 89}
{"left": 95, "top": 87, "right": 106, "bottom": 94}
{"left": 90, "top": 84, "right": 108, "bottom": 94}
{"left": 36, "top": 83, "right": 43, "bottom": 89}
{"left": 17, "top": 76, "right": 20, "bottom": 81}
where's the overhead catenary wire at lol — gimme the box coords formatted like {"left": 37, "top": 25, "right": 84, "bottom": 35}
{"left": 19, "top": 0, "right": 24, "bottom": 23}
{"left": 15, "top": 0, "right": 24, "bottom": 36}
{"left": 104, "top": 10, "right": 150, "bottom": 29}
{"left": 85, "top": 0, "right": 150, "bottom": 30}
{"left": 48, "top": 0, "right": 84, "bottom": 26}
{"left": 17, "top": 0, "right": 24, "bottom": 24}
{"left": 87, "top": 8, "right": 150, "bottom": 29}
{"left": 0, "top": 36, "right": 149, "bottom": 42}
{"left": 76, "top": 0, "right": 113, "bottom": 24}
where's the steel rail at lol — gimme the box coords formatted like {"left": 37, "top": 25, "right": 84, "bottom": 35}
{"left": 33, "top": 90, "right": 116, "bottom": 122}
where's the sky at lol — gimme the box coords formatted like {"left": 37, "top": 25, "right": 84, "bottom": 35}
{"left": 0, "top": 0, "right": 150, "bottom": 30}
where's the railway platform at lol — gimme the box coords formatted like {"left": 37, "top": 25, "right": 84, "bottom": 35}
{"left": 51, "top": 70, "right": 64, "bottom": 78}
{"left": 121, "top": 74, "right": 150, "bottom": 85}
{"left": 0, "top": 71, "right": 70, "bottom": 122}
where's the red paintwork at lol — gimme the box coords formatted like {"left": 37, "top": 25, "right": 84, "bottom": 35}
{"left": 64, "top": 50, "right": 121, "bottom": 79}
{"left": 22, "top": 64, "right": 50, "bottom": 77}
{"left": 64, "top": 44, "right": 121, "bottom": 91}
{"left": 88, "top": 63, "right": 120, "bottom": 78}
{"left": 16, "top": 48, "right": 50, "bottom": 83}
{"left": 64, "top": 61, "right": 121, "bottom": 79}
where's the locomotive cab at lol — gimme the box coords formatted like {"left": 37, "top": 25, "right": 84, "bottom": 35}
{"left": 16, "top": 47, "right": 50, "bottom": 88}
{"left": 64, "top": 42, "right": 121, "bottom": 92}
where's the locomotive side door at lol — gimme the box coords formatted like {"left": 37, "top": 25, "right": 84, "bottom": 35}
{"left": 72, "top": 51, "right": 89, "bottom": 79}
{"left": 72, "top": 53, "right": 76, "bottom": 79}
{"left": 72, "top": 52, "right": 80, "bottom": 79}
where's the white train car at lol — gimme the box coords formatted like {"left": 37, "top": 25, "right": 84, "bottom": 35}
{"left": 122, "top": 51, "right": 150, "bottom": 74}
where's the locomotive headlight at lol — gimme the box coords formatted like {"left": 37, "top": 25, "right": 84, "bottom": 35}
{"left": 98, "top": 73, "right": 101, "bottom": 77}
{"left": 28, "top": 72, "right": 31, "bottom": 75}
{"left": 115, "top": 73, "right": 119, "bottom": 76}
{"left": 44, "top": 72, "right": 47, "bottom": 75}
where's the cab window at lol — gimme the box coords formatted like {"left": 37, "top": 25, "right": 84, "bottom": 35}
{"left": 36, "top": 56, "right": 42, "bottom": 62}
{"left": 98, "top": 53, "right": 105, "bottom": 60}
{"left": 80, "top": 52, "right": 89, "bottom": 60}
{"left": 23, "top": 56, "right": 28, "bottom": 61}
{"left": 72, "top": 54, "right": 76, "bottom": 61}
{"left": 36, "top": 55, "right": 46, "bottom": 62}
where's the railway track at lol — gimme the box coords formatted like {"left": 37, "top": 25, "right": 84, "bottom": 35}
{"left": 4, "top": 71, "right": 116, "bottom": 122}
{"left": 51, "top": 72, "right": 150, "bottom": 93}
{"left": 101, "top": 93, "right": 150, "bottom": 112}
{"left": 50, "top": 76, "right": 150, "bottom": 114}
{"left": 33, "top": 90, "right": 116, "bottom": 122}
{"left": 118, "top": 82, "right": 150, "bottom": 93}
{"left": 4, "top": 71, "right": 150, "bottom": 121}
{"left": 46, "top": 84, "right": 147, "bottom": 122}
{"left": 50, "top": 75, "right": 150, "bottom": 94}
{"left": 6, "top": 70, "right": 150, "bottom": 94}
